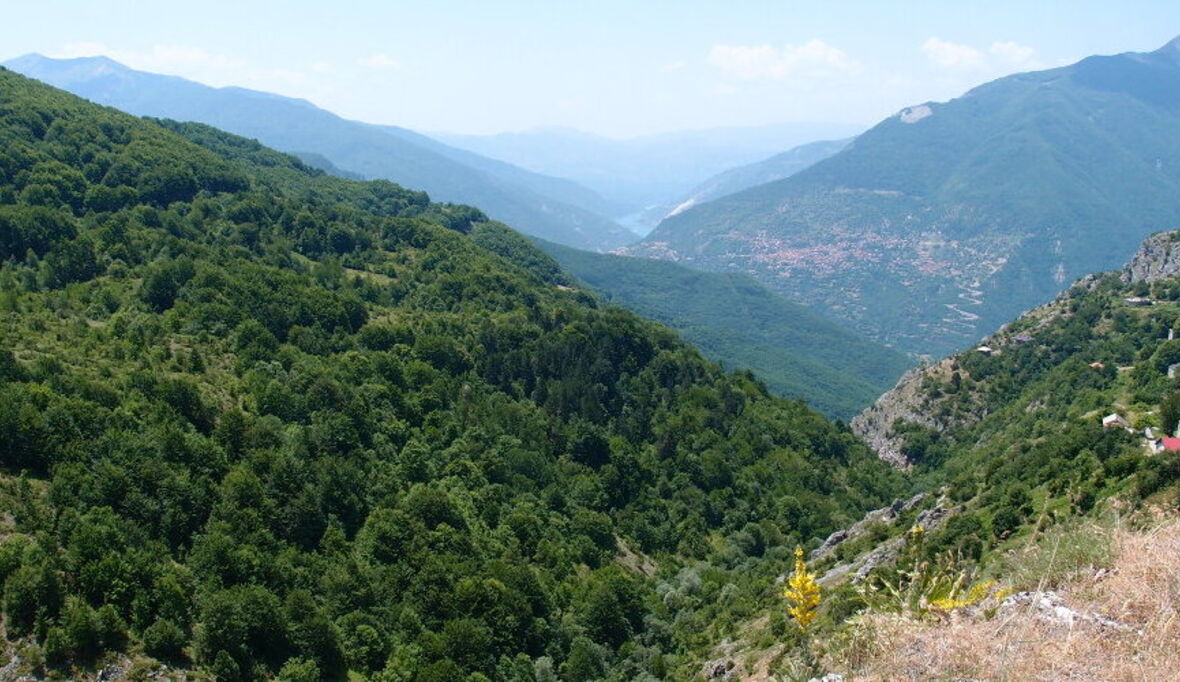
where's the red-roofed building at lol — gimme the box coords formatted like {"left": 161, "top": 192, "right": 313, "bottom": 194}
{"left": 1162, "top": 438, "right": 1180, "bottom": 452}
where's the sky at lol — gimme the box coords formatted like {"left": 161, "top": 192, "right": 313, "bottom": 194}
{"left": 3, "top": 0, "right": 1180, "bottom": 138}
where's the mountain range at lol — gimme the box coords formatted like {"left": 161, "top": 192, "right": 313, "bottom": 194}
{"left": 3, "top": 52, "right": 919, "bottom": 421}
{"left": 435, "top": 122, "right": 864, "bottom": 221}
{"left": 628, "top": 37, "right": 1180, "bottom": 358}
{"left": 3, "top": 53, "right": 637, "bottom": 251}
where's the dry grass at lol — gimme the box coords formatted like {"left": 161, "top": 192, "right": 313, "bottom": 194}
{"left": 825, "top": 517, "right": 1180, "bottom": 681}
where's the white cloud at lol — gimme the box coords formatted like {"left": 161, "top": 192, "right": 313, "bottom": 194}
{"left": 708, "top": 39, "right": 860, "bottom": 80}
{"left": 921, "top": 38, "right": 985, "bottom": 69}
{"left": 989, "top": 41, "right": 1039, "bottom": 67}
{"left": 922, "top": 37, "right": 1041, "bottom": 71}
{"left": 360, "top": 53, "right": 400, "bottom": 69}
{"left": 662, "top": 60, "right": 685, "bottom": 73}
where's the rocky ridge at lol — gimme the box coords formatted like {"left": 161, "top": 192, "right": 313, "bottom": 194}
{"left": 849, "top": 357, "right": 971, "bottom": 467}
{"left": 1122, "top": 230, "right": 1180, "bottom": 284}
{"left": 851, "top": 231, "right": 1180, "bottom": 467}
{"left": 815, "top": 500, "right": 953, "bottom": 585}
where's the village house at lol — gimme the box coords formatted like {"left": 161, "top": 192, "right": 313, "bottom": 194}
{"left": 1102, "top": 413, "right": 1130, "bottom": 429}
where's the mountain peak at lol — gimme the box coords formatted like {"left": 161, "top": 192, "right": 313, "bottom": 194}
{"left": 1142, "top": 34, "right": 1180, "bottom": 68}
{"left": 4, "top": 52, "right": 131, "bottom": 79}
{"left": 1153, "top": 34, "right": 1180, "bottom": 61}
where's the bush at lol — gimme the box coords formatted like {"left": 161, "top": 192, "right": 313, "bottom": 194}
{"left": 3, "top": 559, "right": 62, "bottom": 637}
{"left": 60, "top": 597, "right": 102, "bottom": 663}
{"left": 43, "top": 627, "right": 70, "bottom": 667}
{"left": 277, "top": 657, "right": 321, "bottom": 682}
{"left": 210, "top": 649, "right": 242, "bottom": 682}
{"left": 144, "top": 618, "right": 187, "bottom": 662}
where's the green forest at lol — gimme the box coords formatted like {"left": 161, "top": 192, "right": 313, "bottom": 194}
{"left": 532, "top": 239, "right": 910, "bottom": 420}
{"left": 0, "top": 68, "right": 909, "bottom": 680}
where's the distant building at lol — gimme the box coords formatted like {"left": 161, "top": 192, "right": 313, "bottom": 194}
{"left": 1089, "top": 361, "right": 1106, "bottom": 369}
{"left": 976, "top": 345, "right": 995, "bottom": 355}
{"left": 1012, "top": 333, "right": 1035, "bottom": 345}
{"left": 1102, "top": 413, "right": 1130, "bottom": 429}
{"left": 1125, "top": 297, "right": 1153, "bottom": 307}
{"left": 1169, "top": 363, "right": 1180, "bottom": 379}
{"left": 1162, "top": 437, "right": 1180, "bottom": 453}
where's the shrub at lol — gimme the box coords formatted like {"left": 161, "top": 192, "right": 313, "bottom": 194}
{"left": 277, "top": 657, "right": 320, "bottom": 682}
{"left": 143, "top": 618, "right": 187, "bottom": 662}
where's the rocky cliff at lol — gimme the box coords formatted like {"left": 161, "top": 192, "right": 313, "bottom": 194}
{"left": 1122, "top": 231, "right": 1180, "bottom": 284}
{"left": 849, "top": 357, "right": 971, "bottom": 467}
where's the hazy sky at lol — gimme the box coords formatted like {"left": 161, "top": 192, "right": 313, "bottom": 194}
{"left": 4, "top": 0, "right": 1180, "bottom": 137}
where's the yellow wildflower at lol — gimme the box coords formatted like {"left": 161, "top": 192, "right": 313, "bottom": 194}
{"left": 928, "top": 579, "right": 997, "bottom": 611}
{"left": 784, "top": 545, "right": 821, "bottom": 630}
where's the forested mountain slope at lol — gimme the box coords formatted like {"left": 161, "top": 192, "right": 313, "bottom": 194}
{"left": 851, "top": 230, "right": 1180, "bottom": 534}
{"left": 4, "top": 53, "right": 635, "bottom": 251}
{"left": 532, "top": 240, "right": 911, "bottom": 420}
{"left": 631, "top": 37, "right": 1180, "bottom": 357}
{"left": 0, "top": 67, "right": 907, "bottom": 680}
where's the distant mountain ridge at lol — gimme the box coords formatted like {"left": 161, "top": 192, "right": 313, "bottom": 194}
{"left": 657, "top": 138, "right": 850, "bottom": 222}
{"left": 4, "top": 53, "right": 636, "bottom": 251}
{"left": 369, "top": 123, "right": 630, "bottom": 220}
{"left": 436, "top": 122, "right": 865, "bottom": 214}
{"left": 627, "top": 37, "right": 1180, "bottom": 357}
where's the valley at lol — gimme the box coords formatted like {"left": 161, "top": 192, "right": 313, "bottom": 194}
{"left": 3, "top": 11, "right": 1180, "bottom": 682}
{"left": 628, "top": 37, "right": 1180, "bottom": 357}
